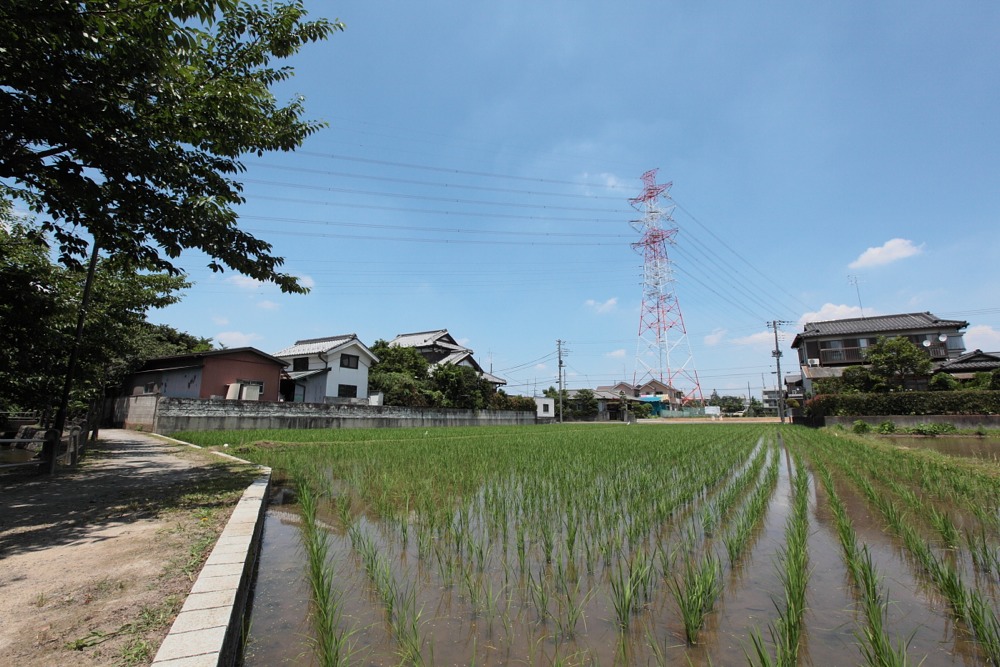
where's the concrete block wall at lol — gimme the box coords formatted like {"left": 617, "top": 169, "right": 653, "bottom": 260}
{"left": 137, "top": 396, "right": 535, "bottom": 434}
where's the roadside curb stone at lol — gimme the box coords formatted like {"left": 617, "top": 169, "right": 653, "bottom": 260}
{"left": 151, "top": 437, "right": 270, "bottom": 667}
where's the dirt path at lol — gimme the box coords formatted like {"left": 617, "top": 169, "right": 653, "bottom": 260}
{"left": 0, "top": 429, "right": 258, "bottom": 666}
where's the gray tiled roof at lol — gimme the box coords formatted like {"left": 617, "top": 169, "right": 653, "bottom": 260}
{"left": 937, "top": 350, "right": 1000, "bottom": 373}
{"left": 273, "top": 334, "right": 358, "bottom": 358}
{"left": 391, "top": 329, "right": 466, "bottom": 352}
{"left": 792, "top": 312, "right": 968, "bottom": 346}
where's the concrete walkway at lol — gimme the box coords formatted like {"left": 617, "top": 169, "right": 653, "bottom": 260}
{"left": 0, "top": 429, "right": 268, "bottom": 667}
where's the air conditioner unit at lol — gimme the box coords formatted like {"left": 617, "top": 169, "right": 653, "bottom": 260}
{"left": 807, "top": 358, "right": 821, "bottom": 367}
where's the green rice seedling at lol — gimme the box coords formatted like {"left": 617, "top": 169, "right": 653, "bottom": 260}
{"left": 553, "top": 579, "right": 593, "bottom": 639}
{"left": 583, "top": 535, "right": 597, "bottom": 575}
{"left": 745, "top": 625, "right": 779, "bottom": 667}
{"left": 462, "top": 568, "right": 482, "bottom": 615}
{"left": 297, "top": 479, "right": 354, "bottom": 667}
{"left": 853, "top": 547, "right": 914, "bottom": 667}
{"left": 434, "top": 543, "right": 455, "bottom": 588}
{"left": 670, "top": 553, "right": 722, "bottom": 645}
{"left": 539, "top": 519, "right": 556, "bottom": 565}
{"left": 392, "top": 582, "right": 427, "bottom": 666}
{"left": 608, "top": 560, "right": 638, "bottom": 629}
{"left": 966, "top": 526, "right": 999, "bottom": 574}
{"left": 515, "top": 522, "right": 527, "bottom": 573}
{"left": 527, "top": 568, "right": 550, "bottom": 623}
{"left": 966, "top": 589, "right": 1000, "bottom": 666}
{"left": 656, "top": 541, "right": 678, "bottom": 579}
{"left": 633, "top": 548, "right": 655, "bottom": 602}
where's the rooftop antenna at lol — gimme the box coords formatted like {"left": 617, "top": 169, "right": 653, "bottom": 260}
{"left": 848, "top": 275, "right": 865, "bottom": 318}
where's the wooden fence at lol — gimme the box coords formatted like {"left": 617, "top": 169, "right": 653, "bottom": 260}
{"left": 0, "top": 423, "right": 89, "bottom": 474}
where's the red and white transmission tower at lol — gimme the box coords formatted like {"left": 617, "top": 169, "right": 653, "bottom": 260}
{"left": 629, "top": 169, "right": 703, "bottom": 405}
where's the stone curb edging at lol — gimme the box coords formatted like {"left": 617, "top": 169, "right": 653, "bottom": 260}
{"left": 150, "top": 435, "right": 271, "bottom": 667}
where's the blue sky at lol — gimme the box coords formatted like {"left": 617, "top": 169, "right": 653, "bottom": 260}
{"left": 150, "top": 1, "right": 1000, "bottom": 399}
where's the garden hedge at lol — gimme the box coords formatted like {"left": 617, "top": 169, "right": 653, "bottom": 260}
{"left": 805, "top": 391, "right": 1000, "bottom": 417}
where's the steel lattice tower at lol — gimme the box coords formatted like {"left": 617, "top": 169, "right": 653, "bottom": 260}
{"left": 629, "top": 169, "right": 704, "bottom": 405}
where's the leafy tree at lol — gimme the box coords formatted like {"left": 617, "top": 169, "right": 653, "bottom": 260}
{"left": 840, "top": 365, "right": 878, "bottom": 393}
{"left": 488, "top": 390, "right": 537, "bottom": 412}
{"left": 0, "top": 218, "right": 188, "bottom": 414}
{"left": 132, "top": 323, "right": 214, "bottom": 359}
{"left": 0, "top": 0, "right": 340, "bottom": 291}
{"left": 430, "top": 364, "right": 493, "bottom": 410}
{"left": 710, "top": 394, "right": 745, "bottom": 414}
{"left": 370, "top": 371, "right": 441, "bottom": 408}
{"left": 369, "top": 340, "right": 430, "bottom": 380}
{"left": 746, "top": 396, "right": 766, "bottom": 417}
{"left": 569, "top": 388, "right": 598, "bottom": 418}
{"left": 632, "top": 402, "right": 653, "bottom": 418}
{"left": 928, "top": 372, "right": 959, "bottom": 391}
{"left": 863, "top": 336, "right": 933, "bottom": 390}
{"left": 543, "top": 386, "right": 568, "bottom": 402}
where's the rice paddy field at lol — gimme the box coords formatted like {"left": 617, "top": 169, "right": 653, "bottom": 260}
{"left": 174, "top": 423, "right": 1000, "bottom": 666}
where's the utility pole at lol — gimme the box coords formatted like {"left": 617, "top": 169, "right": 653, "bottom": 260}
{"left": 768, "top": 320, "right": 791, "bottom": 424}
{"left": 557, "top": 339, "right": 565, "bottom": 424}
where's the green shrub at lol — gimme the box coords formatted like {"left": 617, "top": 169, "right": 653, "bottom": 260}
{"left": 905, "top": 422, "right": 957, "bottom": 436}
{"left": 876, "top": 420, "right": 896, "bottom": 434}
{"left": 804, "top": 391, "right": 1000, "bottom": 418}
{"left": 852, "top": 420, "right": 871, "bottom": 434}
{"left": 929, "top": 373, "right": 959, "bottom": 391}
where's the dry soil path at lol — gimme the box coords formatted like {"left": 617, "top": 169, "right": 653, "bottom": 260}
{"left": 0, "top": 429, "right": 255, "bottom": 666}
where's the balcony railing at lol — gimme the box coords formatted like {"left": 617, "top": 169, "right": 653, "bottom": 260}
{"left": 819, "top": 344, "right": 948, "bottom": 365}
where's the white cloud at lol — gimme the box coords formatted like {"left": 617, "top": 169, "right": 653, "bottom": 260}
{"left": 257, "top": 300, "right": 279, "bottom": 310}
{"left": 215, "top": 331, "right": 262, "bottom": 347}
{"left": 731, "top": 331, "right": 774, "bottom": 346}
{"left": 211, "top": 315, "right": 229, "bottom": 326}
{"left": 579, "top": 172, "right": 626, "bottom": 195}
{"left": 704, "top": 328, "right": 727, "bottom": 346}
{"left": 965, "top": 325, "right": 1000, "bottom": 351}
{"left": 849, "top": 238, "right": 923, "bottom": 269}
{"left": 226, "top": 275, "right": 265, "bottom": 290}
{"left": 535, "top": 363, "right": 549, "bottom": 371}
{"left": 295, "top": 274, "right": 316, "bottom": 290}
{"left": 585, "top": 297, "right": 618, "bottom": 314}
{"left": 606, "top": 349, "right": 627, "bottom": 358}
{"left": 798, "top": 303, "right": 872, "bottom": 326}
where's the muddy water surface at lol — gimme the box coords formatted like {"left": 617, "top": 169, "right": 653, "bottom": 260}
{"left": 886, "top": 435, "right": 1000, "bottom": 460}
{"left": 243, "top": 453, "right": 994, "bottom": 666}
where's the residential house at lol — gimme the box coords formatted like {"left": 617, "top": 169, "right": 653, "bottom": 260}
{"left": 789, "top": 311, "right": 969, "bottom": 394}
{"left": 273, "top": 334, "right": 379, "bottom": 403}
{"left": 935, "top": 350, "right": 1000, "bottom": 381}
{"left": 124, "top": 348, "right": 287, "bottom": 401}
{"left": 389, "top": 329, "right": 506, "bottom": 387}
{"left": 597, "top": 379, "right": 685, "bottom": 409}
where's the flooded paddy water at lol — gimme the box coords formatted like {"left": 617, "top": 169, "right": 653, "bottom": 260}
{"left": 188, "top": 423, "right": 1000, "bottom": 666}
{"left": 886, "top": 435, "right": 1000, "bottom": 461}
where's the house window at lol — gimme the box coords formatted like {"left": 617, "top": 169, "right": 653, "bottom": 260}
{"left": 144, "top": 382, "right": 157, "bottom": 394}
{"left": 338, "top": 384, "right": 358, "bottom": 398}
{"left": 340, "top": 354, "right": 359, "bottom": 369}
{"left": 292, "top": 357, "right": 309, "bottom": 372}
{"left": 542, "top": 403, "right": 550, "bottom": 413}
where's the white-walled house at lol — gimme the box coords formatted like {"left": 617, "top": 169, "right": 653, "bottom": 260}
{"left": 273, "top": 334, "right": 379, "bottom": 404}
